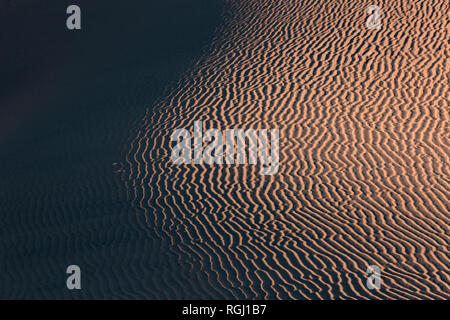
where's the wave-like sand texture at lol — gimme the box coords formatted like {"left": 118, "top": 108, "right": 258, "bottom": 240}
{"left": 124, "top": 0, "right": 449, "bottom": 299}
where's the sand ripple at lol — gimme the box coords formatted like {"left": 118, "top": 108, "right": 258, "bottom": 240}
{"left": 124, "top": 0, "right": 450, "bottom": 299}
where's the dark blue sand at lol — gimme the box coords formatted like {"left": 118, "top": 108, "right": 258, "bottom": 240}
{"left": 0, "top": 0, "right": 224, "bottom": 299}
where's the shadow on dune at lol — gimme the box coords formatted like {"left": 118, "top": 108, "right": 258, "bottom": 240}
{"left": 0, "top": 0, "right": 224, "bottom": 298}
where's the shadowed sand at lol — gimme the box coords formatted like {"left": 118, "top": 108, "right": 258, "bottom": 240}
{"left": 0, "top": 0, "right": 224, "bottom": 298}
{"left": 125, "top": 0, "right": 450, "bottom": 298}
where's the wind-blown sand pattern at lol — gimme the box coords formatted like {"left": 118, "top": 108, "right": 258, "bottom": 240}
{"left": 124, "top": 0, "right": 449, "bottom": 299}
{"left": 0, "top": 1, "right": 225, "bottom": 299}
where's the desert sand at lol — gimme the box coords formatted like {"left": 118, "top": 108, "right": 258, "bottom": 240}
{"left": 124, "top": 0, "right": 449, "bottom": 299}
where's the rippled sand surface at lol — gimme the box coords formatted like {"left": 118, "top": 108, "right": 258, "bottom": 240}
{"left": 124, "top": 0, "right": 449, "bottom": 298}
{"left": 0, "top": 0, "right": 224, "bottom": 299}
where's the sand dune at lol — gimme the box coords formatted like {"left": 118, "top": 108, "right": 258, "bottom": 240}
{"left": 0, "top": 1, "right": 226, "bottom": 299}
{"left": 124, "top": 0, "right": 449, "bottom": 299}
